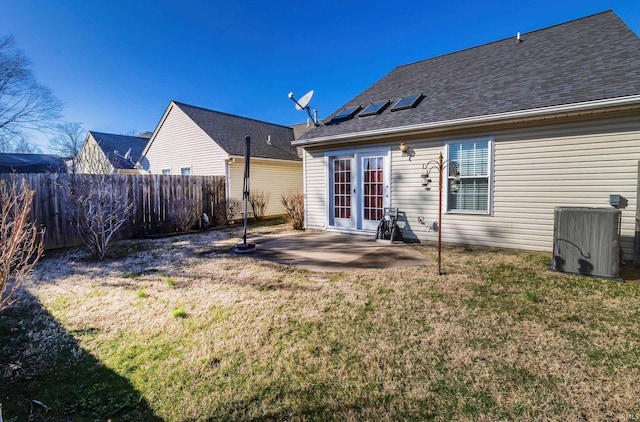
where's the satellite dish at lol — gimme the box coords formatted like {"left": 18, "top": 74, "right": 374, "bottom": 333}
{"left": 296, "top": 90, "right": 314, "bottom": 110}
{"left": 288, "top": 90, "right": 320, "bottom": 127}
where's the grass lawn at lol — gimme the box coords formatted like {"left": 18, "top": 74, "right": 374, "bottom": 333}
{"left": 1, "top": 223, "right": 640, "bottom": 421}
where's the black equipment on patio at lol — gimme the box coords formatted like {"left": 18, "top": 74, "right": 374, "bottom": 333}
{"left": 375, "top": 208, "right": 403, "bottom": 243}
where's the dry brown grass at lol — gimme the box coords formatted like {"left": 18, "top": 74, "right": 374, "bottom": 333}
{"left": 7, "top": 225, "right": 640, "bottom": 421}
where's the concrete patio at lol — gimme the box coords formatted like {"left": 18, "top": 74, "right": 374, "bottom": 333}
{"left": 239, "top": 230, "right": 432, "bottom": 272}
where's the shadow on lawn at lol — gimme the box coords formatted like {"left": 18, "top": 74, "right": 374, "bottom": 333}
{"left": 0, "top": 291, "right": 161, "bottom": 421}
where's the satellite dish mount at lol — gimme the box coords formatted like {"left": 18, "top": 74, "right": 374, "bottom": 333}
{"left": 288, "top": 90, "right": 319, "bottom": 126}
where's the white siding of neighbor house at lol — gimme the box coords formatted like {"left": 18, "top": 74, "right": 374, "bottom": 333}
{"left": 228, "top": 159, "right": 303, "bottom": 217}
{"left": 303, "top": 114, "right": 640, "bottom": 256}
{"left": 142, "top": 103, "right": 228, "bottom": 175}
{"left": 76, "top": 135, "right": 113, "bottom": 174}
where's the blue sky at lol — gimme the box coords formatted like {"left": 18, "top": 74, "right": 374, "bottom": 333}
{"left": 3, "top": 1, "right": 640, "bottom": 151}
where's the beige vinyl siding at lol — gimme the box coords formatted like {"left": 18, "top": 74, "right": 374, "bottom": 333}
{"left": 142, "top": 103, "right": 228, "bottom": 175}
{"left": 304, "top": 115, "right": 640, "bottom": 256}
{"left": 390, "top": 140, "right": 445, "bottom": 245}
{"left": 76, "top": 135, "right": 113, "bottom": 174}
{"left": 488, "top": 117, "right": 639, "bottom": 255}
{"left": 303, "top": 148, "right": 327, "bottom": 230}
{"left": 228, "top": 159, "right": 303, "bottom": 217}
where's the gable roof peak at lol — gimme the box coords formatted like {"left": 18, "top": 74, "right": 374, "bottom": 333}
{"left": 171, "top": 100, "right": 293, "bottom": 131}
{"left": 87, "top": 131, "right": 150, "bottom": 169}
{"left": 167, "top": 100, "right": 299, "bottom": 161}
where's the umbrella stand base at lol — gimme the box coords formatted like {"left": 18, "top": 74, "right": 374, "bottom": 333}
{"left": 234, "top": 243, "right": 256, "bottom": 253}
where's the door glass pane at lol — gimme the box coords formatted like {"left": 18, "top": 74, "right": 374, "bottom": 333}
{"left": 362, "top": 157, "right": 384, "bottom": 222}
{"left": 333, "top": 158, "right": 351, "bottom": 219}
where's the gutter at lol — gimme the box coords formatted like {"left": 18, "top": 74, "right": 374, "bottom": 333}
{"left": 292, "top": 95, "right": 640, "bottom": 146}
{"left": 227, "top": 155, "right": 302, "bottom": 164}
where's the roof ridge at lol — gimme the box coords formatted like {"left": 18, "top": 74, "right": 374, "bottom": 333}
{"left": 172, "top": 100, "right": 294, "bottom": 130}
{"left": 89, "top": 130, "right": 149, "bottom": 140}
{"left": 396, "top": 9, "right": 616, "bottom": 70}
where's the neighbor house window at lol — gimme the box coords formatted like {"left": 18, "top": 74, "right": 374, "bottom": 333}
{"left": 161, "top": 168, "right": 171, "bottom": 175}
{"left": 446, "top": 139, "right": 492, "bottom": 214}
{"left": 180, "top": 166, "right": 192, "bottom": 176}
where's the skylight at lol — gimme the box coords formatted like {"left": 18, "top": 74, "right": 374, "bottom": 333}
{"left": 331, "top": 106, "right": 361, "bottom": 121}
{"left": 359, "top": 100, "right": 390, "bottom": 117}
{"left": 391, "top": 94, "right": 423, "bottom": 111}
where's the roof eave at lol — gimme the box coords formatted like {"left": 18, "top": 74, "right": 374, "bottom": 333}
{"left": 292, "top": 95, "right": 640, "bottom": 147}
{"left": 227, "top": 154, "right": 302, "bottom": 163}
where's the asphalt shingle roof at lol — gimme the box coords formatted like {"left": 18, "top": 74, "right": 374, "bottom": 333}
{"left": 89, "top": 131, "right": 150, "bottom": 170}
{"left": 173, "top": 102, "right": 299, "bottom": 161}
{"left": 0, "top": 153, "right": 66, "bottom": 173}
{"left": 300, "top": 11, "right": 640, "bottom": 141}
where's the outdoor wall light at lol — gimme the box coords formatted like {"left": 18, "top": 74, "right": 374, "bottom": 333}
{"left": 399, "top": 143, "right": 409, "bottom": 156}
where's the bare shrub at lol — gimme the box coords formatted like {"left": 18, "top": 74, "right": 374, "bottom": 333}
{"left": 64, "top": 175, "right": 133, "bottom": 260}
{"left": 169, "top": 198, "right": 200, "bottom": 232}
{"left": 281, "top": 191, "right": 304, "bottom": 230}
{"left": 213, "top": 198, "right": 242, "bottom": 225}
{"left": 225, "top": 198, "right": 242, "bottom": 224}
{"left": 0, "top": 179, "right": 45, "bottom": 311}
{"left": 249, "top": 190, "right": 270, "bottom": 221}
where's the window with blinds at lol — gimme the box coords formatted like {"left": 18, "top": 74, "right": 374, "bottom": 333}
{"left": 447, "top": 140, "right": 491, "bottom": 213}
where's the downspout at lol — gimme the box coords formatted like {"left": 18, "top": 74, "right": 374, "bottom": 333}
{"left": 225, "top": 158, "right": 233, "bottom": 202}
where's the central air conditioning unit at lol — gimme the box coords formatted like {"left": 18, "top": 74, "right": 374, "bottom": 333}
{"left": 550, "top": 207, "right": 621, "bottom": 279}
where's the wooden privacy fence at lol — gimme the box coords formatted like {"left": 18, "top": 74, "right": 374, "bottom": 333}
{"left": 0, "top": 173, "right": 226, "bottom": 250}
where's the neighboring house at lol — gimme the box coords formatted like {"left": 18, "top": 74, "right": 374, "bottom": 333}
{"left": 293, "top": 10, "right": 640, "bottom": 258}
{"left": 0, "top": 153, "right": 67, "bottom": 173}
{"left": 77, "top": 131, "right": 151, "bottom": 174}
{"left": 291, "top": 122, "right": 314, "bottom": 140}
{"left": 139, "top": 101, "right": 302, "bottom": 217}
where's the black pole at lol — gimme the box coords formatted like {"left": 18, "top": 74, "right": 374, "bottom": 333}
{"left": 242, "top": 135, "right": 250, "bottom": 245}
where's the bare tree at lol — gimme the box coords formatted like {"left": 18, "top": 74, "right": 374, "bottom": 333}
{"left": 0, "top": 179, "right": 45, "bottom": 311}
{"left": 0, "top": 35, "right": 62, "bottom": 150}
{"left": 49, "top": 121, "right": 84, "bottom": 158}
{"left": 63, "top": 175, "right": 133, "bottom": 260}
{"left": 13, "top": 136, "right": 41, "bottom": 153}
{"left": 0, "top": 132, "right": 17, "bottom": 152}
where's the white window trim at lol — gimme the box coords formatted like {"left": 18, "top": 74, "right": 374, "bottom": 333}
{"left": 161, "top": 168, "right": 171, "bottom": 175}
{"left": 180, "top": 165, "right": 192, "bottom": 176}
{"left": 444, "top": 137, "right": 494, "bottom": 215}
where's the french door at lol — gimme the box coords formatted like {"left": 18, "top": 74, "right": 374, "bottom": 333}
{"left": 331, "top": 157, "right": 355, "bottom": 228}
{"left": 360, "top": 154, "right": 386, "bottom": 230}
{"left": 329, "top": 149, "right": 390, "bottom": 231}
